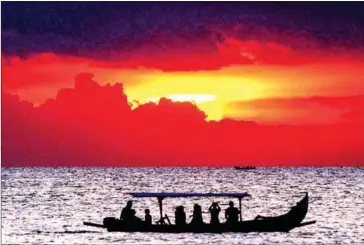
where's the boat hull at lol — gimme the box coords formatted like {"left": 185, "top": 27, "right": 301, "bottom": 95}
{"left": 104, "top": 219, "right": 300, "bottom": 233}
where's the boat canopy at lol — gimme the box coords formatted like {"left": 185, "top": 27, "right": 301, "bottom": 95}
{"left": 127, "top": 192, "right": 251, "bottom": 198}
{"left": 126, "top": 192, "right": 251, "bottom": 223}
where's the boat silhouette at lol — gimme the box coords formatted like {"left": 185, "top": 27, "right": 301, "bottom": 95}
{"left": 234, "top": 166, "right": 257, "bottom": 170}
{"left": 83, "top": 192, "right": 315, "bottom": 233}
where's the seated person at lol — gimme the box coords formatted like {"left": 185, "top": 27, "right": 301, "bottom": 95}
{"left": 120, "top": 200, "right": 141, "bottom": 225}
{"left": 209, "top": 202, "right": 221, "bottom": 225}
{"left": 190, "top": 204, "right": 204, "bottom": 226}
{"left": 225, "top": 201, "right": 239, "bottom": 225}
{"left": 174, "top": 206, "right": 186, "bottom": 226}
{"left": 144, "top": 209, "right": 152, "bottom": 225}
{"left": 120, "top": 200, "right": 134, "bottom": 221}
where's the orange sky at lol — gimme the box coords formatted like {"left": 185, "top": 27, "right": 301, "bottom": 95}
{"left": 2, "top": 49, "right": 364, "bottom": 123}
{"left": 3, "top": 2, "right": 364, "bottom": 167}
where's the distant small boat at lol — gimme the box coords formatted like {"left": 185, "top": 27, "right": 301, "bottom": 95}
{"left": 234, "top": 166, "right": 257, "bottom": 170}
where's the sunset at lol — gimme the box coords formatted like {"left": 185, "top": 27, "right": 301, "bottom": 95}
{"left": 2, "top": 2, "right": 364, "bottom": 167}
{"left": 1, "top": 2, "right": 364, "bottom": 244}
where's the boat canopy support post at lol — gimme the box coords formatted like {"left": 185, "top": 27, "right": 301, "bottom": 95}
{"left": 238, "top": 197, "right": 242, "bottom": 222}
{"left": 157, "top": 197, "right": 164, "bottom": 224}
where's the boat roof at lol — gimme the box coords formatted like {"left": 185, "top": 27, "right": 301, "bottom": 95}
{"left": 127, "top": 192, "right": 251, "bottom": 198}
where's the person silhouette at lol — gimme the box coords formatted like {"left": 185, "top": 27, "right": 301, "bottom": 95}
{"left": 144, "top": 208, "right": 152, "bottom": 226}
{"left": 174, "top": 205, "right": 186, "bottom": 226}
{"left": 209, "top": 202, "right": 221, "bottom": 225}
{"left": 120, "top": 200, "right": 142, "bottom": 226}
{"left": 190, "top": 204, "right": 204, "bottom": 225}
{"left": 225, "top": 201, "right": 239, "bottom": 225}
{"left": 120, "top": 200, "right": 134, "bottom": 221}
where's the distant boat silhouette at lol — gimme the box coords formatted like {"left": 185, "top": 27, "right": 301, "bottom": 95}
{"left": 234, "top": 166, "right": 257, "bottom": 170}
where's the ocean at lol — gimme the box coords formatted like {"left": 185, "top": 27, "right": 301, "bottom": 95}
{"left": 1, "top": 167, "right": 363, "bottom": 244}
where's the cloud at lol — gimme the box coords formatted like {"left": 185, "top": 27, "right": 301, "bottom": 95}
{"left": 3, "top": 42, "right": 364, "bottom": 90}
{"left": 2, "top": 74, "right": 364, "bottom": 167}
{"left": 225, "top": 96, "right": 364, "bottom": 125}
{"left": 3, "top": 9, "right": 364, "bottom": 78}
{"left": 3, "top": 2, "right": 364, "bottom": 59}
{"left": 2, "top": 51, "right": 364, "bottom": 123}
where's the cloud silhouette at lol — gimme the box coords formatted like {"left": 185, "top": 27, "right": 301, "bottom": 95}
{"left": 3, "top": 2, "right": 364, "bottom": 58}
{"left": 2, "top": 74, "right": 364, "bottom": 167}
{"left": 225, "top": 96, "right": 364, "bottom": 124}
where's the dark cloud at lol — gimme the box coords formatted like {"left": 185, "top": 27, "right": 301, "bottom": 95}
{"left": 2, "top": 2, "right": 364, "bottom": 59}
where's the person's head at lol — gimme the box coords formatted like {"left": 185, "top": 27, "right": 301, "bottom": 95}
{"left": 194, "top": 204, "right": 201, "bottom": 211}
{"left": 229, "top": 201, "right": 234, "bottom": 207}
{"left": 212, "top": 202, "right": 218, "bottom": 207}
{"left": 145, "top": 209, "right": 150, "bottom": 214}
{"left": 127, "top": 200, "right": 133, "bottom": 208}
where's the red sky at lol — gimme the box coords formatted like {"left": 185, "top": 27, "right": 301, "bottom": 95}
{"left": 2, "top": 54, "right": 364, "bottom": 167}
{"left": 3, "top": 36, "right": 364, "bottom": 124}
{"left": 2, "top": 3, "right": 364, "bottom": 167}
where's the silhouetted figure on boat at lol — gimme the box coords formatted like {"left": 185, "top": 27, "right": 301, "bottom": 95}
{"left": 190, "top": 204, "right": 204, "bottom": 226}
{"left": 209, "top": 202, "right": 221, "bottom": 225}
{"left": 120, "top": 200, "right": 142, "bottom": 225}
{"left": 120, "top": 200, "right": 134, "bottom": 221}
{"left": 175, "top": 205, "right": 186, "bottom": 226}
{"left": 144, "top": 209, "right": 152, "bottom": 226}
{"left": 225, "top": 201, "right": 239, "bottom": 225}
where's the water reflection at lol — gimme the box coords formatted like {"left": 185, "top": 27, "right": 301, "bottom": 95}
{"left": 1, "top": 167, "right": 364, "bottom": 244}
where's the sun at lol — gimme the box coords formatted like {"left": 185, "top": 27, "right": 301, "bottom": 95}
{"left": 145, "top": 93, "right": 222, "bottom": 120}
{"left": 147, "top": 94, "right": 217, "bottom": 104}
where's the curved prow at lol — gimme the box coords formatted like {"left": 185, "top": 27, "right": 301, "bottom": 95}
{"left": 287, "top": 192, "right": 309, "bottom": 226}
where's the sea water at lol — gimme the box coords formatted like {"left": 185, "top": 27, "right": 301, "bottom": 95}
{"left": 1, "top": 167, "right": 364, "bottom": 244}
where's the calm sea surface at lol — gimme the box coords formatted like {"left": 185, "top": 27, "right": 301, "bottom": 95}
{"left": 1, "top": 167, "right": 364, "bottom": 244}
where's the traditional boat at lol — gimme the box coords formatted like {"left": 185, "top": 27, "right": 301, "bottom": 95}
{"left": 83, "top": 192, "right": 315, "bottom": 233}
